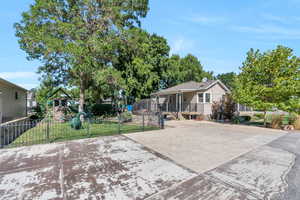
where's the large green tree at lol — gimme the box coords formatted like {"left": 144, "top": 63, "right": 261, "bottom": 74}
{"left": 15, "top": 0, "right": 149, "bottom": 112}
{"left": 113, "top": 28, "right": 170, "bottom": 101}
{"left": 163, "top": 54, "right": 214, "bottom": 88}
{"left": 217, "top": 72, "right": 236, "bottom": 89}
{"left": 233, "top": 46, "right": 300, "bottom": 125}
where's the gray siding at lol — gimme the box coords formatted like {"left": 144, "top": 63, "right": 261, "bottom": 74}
{"left": 157, "top": 82, "right": 228, "bottom": 115}
{"left": 0, "top": 82, "right": 27, "bottom": 123}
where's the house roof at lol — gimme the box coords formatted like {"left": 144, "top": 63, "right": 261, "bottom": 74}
{"left": 152, "top": 80, "right": 230, "bottom": 95}
{"left": 0, "top": 77, "right": 27, "bottom": 92}
{"left": 47, "top": 87, "right": 72, "bottom": 99}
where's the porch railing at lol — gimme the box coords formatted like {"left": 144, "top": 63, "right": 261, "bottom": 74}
{"left": 161, "top": 103, "right": 205, "bottom": 113}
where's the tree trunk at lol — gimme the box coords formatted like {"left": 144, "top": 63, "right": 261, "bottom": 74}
{"left": 79, "top": 85, "right": 85, "bottom": 113}
{"left": 263, "top": 110, "right": 267, "bottom": 127}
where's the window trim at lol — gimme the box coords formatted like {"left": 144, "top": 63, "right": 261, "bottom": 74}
{"left": 197, "top": 92, "right": 212, "bottom": 103}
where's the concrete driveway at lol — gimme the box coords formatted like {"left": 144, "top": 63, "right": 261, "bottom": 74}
{"left": 127, "top": 121, "right": 286, "bottom": 173}
{"left": 0, "top": 136, "right": 195, "bottom": 200}
{"left": 1, "top": 121, "right": 299, "bottom": 200}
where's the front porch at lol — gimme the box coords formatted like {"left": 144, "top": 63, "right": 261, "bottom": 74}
{"left": 155, "top": 92, "right": 210, "bottom": 119}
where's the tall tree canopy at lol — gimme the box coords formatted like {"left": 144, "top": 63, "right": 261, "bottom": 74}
{"left": 233, "top": 46, "right": 300, "bottom": 124}
{"left": 217, "top": 72, "right": 236, "bottom": 89}
{"left": 15, "top": 0, "right": 149, "bottom": 112}
{"left": 113, "top": 28, "right": 170, "bottom": 101}
{"left": 163, "top": 54, "right": 214, "bottom": 88}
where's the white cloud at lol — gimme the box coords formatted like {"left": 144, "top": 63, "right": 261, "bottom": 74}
{"left": 261, "top": 13, "right": 300, "bottom": 24}
{"left": 232, "top": 24, "right": 300, "bottom": 39}
{"left": 0, "top": 72, "right": 38, "bottom": 79}
{"left": 170, "top": 37, "right": 194, "bottom": 55}
{"left": 261, "top": 14, "right": 287, "bottom": 24}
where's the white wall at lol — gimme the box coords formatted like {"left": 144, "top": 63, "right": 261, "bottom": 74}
{"left": 0, "top": 82, "right": 27, "bottom": 122}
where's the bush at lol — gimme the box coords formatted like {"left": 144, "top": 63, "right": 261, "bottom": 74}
{"left": 242, "top": 115, "right": 251, "bottom": 122}
{"left": 271, "top": 115, "right": 282, "bottom": 129}
{"left": 196, "top": 114, "right": 205, "bottom": 121}
{"left": 232, "top": 116, "right": 241, "bottom": 124}
{"left": 120, "top": 112, "right": 133, "bottom": 123}
{"left": 211, "top": 94, "right": 236, "bottom": 121}
{"left": 90, "top": 104, "right": 116, "bottom": 116}
{"left": 29, "top": 115, "right": 40, "bottom": 121}
{"left": 253, "top": 113, "right": 264, "bottom": 119}
{"left": 294, "top": 115, "right": 300, "bottom": 130}
{"left": 232, "top": 115, "right": 251, "bottom": 124}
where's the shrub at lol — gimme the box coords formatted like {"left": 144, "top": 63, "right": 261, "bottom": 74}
{"left": 196, "top": 114, "right": 205, "bottom": 121}
{"left": 242, "top": 115, "right": 251, "bottom": 122}
{"left": 120, "top": 112, "right": 133, "bottom": 123}
{"left": 232, "top": 115, "right": 251, "bottom": 124}
{"left": 211, "top": 94, "right": 236, "bottom": 121}
{"left": 271, "top": 115, "right": 282, "bottom": 129}
{"left": 29, "top": 115, "right": 40, "bottom": 121}
{"left": 232, "top": 116, "right": 241, "bottom": 124}
{"left": 294, "top": 115, "right": 300, "bottom": 130}
{"left": 211, "top": 101, "right": 221, "bottom": 120}
{"left": 223, "top": 95, "right": 236, "bottom": 120}
{"left": 90, "top": 104, "right": 116, "bottom": 116}
{"left": 289, "top": 113, "right": 298, "bottom": 125}
{"left": 253, "top": 113, "right": 264, "bottom": 119}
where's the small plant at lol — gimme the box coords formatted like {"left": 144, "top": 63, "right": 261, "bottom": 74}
{"left": 293, "top": 115, "right": 300, "bottom": 130}
{"left": 196, "top": 114, "right": 205, "bottom": 121}
{"left": 211, "top": 94, "right": 236, "bottom": 121}
{"left": 232, "top": 116, "right": 251, "bottom": 124}
{"left": 253, "top": 113, "right": 264, "bottom": 119}
{"left": 120, "top": 112, "right": 133, "bottom": 123}
{"left": 232, "top": 116, "right": 241, "bottom": 124}
{"left": 271, "top": 114, "right": 282, "bottom": 129}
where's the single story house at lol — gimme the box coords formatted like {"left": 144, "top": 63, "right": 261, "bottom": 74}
{"left": 151, "top": 80, "right": 230, "bottom": 116}
{"left": 0, "top": 78, "right": 27, "bottom": 123}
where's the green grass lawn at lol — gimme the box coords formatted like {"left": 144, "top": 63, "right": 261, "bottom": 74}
{"left": 11, "top": 121, "right": 158, "bottom": 147}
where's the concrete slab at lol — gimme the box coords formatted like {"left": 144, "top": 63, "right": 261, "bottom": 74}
{"left": 268, "top": 133, "right": 300, "bottom": 200}
{"left": 0, "top": 144, "right": 63, "bottom": 173}
{"left": 127, "top": 121, "right": 286, "bottom": 173}
{"left": 147, "top": 175, "right": 258, "bottom": 200}
{"left": 148, "top": 134, "right": 299, "bottom": 200}
{"left": 0, "top": 165, "right": 63, "bottom": 200}
{"left": 0, "top": 136, "right": 196, "bottom": 200}
{"left": 205, "top": 146, "right": 295, "bottom": 199}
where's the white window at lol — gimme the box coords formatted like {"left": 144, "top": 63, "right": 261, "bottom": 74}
{"left": 198, "top": 92, "right": 211, "bottom": 103}
{"left": 205, "top": 93, "right": 211, "bottom": 103}
{"left": 198, "top": 93, "right": 204, "bottom": 103}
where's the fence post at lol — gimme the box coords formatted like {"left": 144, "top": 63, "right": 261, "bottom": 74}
{"left": 46, "top": 118, "right": 50, "bottom": 142}
{"left": 87, "top": 118, "right": 91, "bottom": 137}
{"left": 142, "top": 112, "right": 145, "bottom": 132}
{"left": 118, "top": 113, "right": 121, "bottom": 134}
{"left": 160, "top": 112, "right": 164, "bottom": 129}
{"left": 0, "top": 125, "right": 2, "bottom": 148}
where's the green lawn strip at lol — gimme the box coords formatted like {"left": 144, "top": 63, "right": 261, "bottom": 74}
{"left": 10, "top": 121, "right": 159, "bottom": 147}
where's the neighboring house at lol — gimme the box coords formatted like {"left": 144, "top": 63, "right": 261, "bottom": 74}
{"left": 151, "top": 80, "right": 230, "bottom": 116}
{"left": 0, "top": 78, "right": 27, "bottom": 123}
{"left": 27, "top": 89, "right": 37, "bottom": 113}
{"left": 102, "top": 98, "right": 113, "bottom": 104}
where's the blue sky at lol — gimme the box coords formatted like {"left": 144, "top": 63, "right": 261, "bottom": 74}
{"left": 1, "top": 0, "right": 300, "bottom": 89}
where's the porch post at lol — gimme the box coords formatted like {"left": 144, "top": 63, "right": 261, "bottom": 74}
{"left": 156, "top": 95, "right": 159, "bottom": 112}
{"left": 175, "top": 93, "right": 178, "bottom": 112}
{"left": 167, "top": 96, "right": 169, "bottom": 112}
{"left": 178, "top": 93, "right": 182, "bottom": 112}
